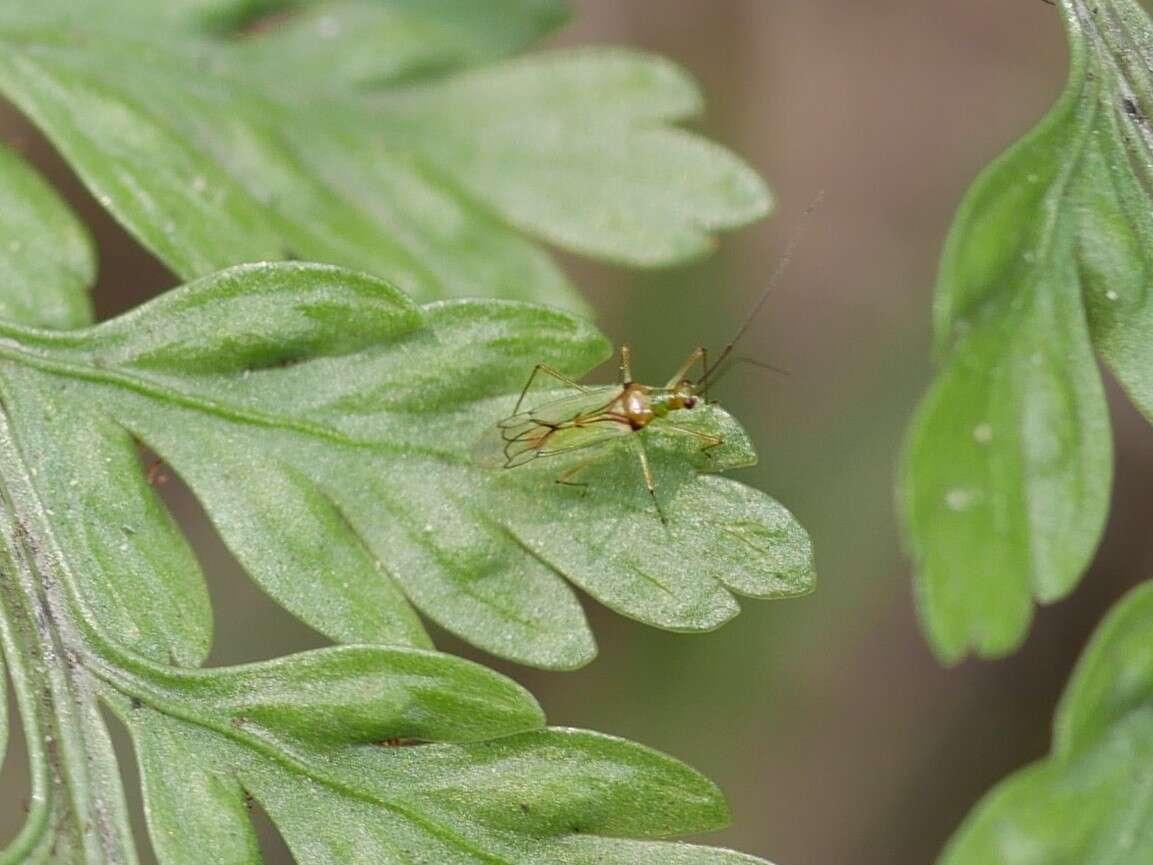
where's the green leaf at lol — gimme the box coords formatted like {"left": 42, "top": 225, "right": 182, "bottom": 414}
{"left": 0, "top": 263, "right": 812, "bottom": 671}
{"left": 900, "top": 0, "right": 1153, "bottom": 662}
{"left": 940, "top": 583, "right": 1153, "bottom": 865}
{"left": 377, "top": 49, "right": 770, "bottom": 266}
{"left": 0, "top": 1, "right": 768, "bottom": 313}
{"left": 1, "top": 372, "right": 214, "bottom": 666}
{"left": 236, "top": 0, "right": 573, "bottom": 88}
{"left": 0, "top": 379, "right": 775, "bottom": 865}
{"left": 0, "top": 5, "right": 783, "bottom": 858}
{"left": 124, "top": 686, "right": 760, "bottom": 865}
{"left": 0, "top": 142, "right": 95, "bottom": 329}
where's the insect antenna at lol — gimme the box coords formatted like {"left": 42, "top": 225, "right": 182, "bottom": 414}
{"left": 697, "top": 191, "right": 823, "bottom": 397}
{"left": 697, "top": 355, "right": 791, "bottom": 396}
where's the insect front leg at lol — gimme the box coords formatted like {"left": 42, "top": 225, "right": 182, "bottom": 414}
{"left": 513, "top": 364, "right": 590, "bottom": 415}
{"left": 619, "top": 343, "right": 634, "bottom": 385}
{"left": 665, "top": 346, "right": 706, "bottom": 389}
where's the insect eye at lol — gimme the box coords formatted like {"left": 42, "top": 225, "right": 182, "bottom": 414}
{"left": 685, "top": 396, "right": 698, "bottom": 409}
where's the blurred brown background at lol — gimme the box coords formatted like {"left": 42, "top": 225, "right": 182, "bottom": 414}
{"left": 4, "top": 2, "right": 1153, "bottom": 864}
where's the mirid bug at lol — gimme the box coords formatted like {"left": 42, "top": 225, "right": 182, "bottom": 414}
{"left": 477, "top": 196, "right": 821, "bottom": 522}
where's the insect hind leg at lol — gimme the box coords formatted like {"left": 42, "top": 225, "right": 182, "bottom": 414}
{"left": 631, "top": 439, "right": 667, "bottom": 525}
{"left": 555, "top": 451, "right": 611, "bottom": 487}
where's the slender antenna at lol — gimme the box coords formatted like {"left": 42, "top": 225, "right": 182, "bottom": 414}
{"left": 698, "top": 191, "right": 824, "bottom": 388}
{"left": 700, "top": 355, "right": 791, "bottom": 392}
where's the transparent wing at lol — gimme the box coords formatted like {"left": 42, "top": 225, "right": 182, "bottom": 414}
{"left": 474, "top": 411, "right": 631, "bottom": 469}
{"left": 499, "top": 385, "right": 622, "bottom": 429}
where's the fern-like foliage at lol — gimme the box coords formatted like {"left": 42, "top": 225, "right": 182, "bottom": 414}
{"left": 0, "top": 0, "right": 769, "bottom": 314}
{"left": 0, "top": 2, "right": 806, "bottom": 862}
{"left": 0, "top": 264, "right": 809, "bottom": 864}
{"left": 941, "top": 581, "right": 1153, "bottom": 864}
{"left": 903, "top": 0, "right": 1153, "bottom": 662}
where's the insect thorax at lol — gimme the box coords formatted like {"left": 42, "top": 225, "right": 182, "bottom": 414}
{"left": 620, "top": 384, "right": 655, "bottom": 430}
{"left": 628, "top": 384, "right": 699, "bottom": 427}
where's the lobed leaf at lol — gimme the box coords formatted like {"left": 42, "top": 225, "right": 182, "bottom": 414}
{"left": 940, "top": 583, "right": 1153, "bottom": 865}
{"left": 901, "top": 0, "right": 1153, "bottom": 662}
{"left": 0, "top": 142, "right": 94, "bottom": 329}
{"left": 0, "top": 372, "right": 214, "bottom": 666}
{"left": 105, "top": 645, "right": 769, "bottom": 865}
{"left": 0, "top": 0, "right": 768, "bottom": 313}
{"left": 236, "top": 0, "right": 573, "bottom": 89}
{"left": 0, "top": 5, "right": 785, "bottom": 859}
{"left": 0, "top": 263, "right": 813, "bottom": 670}
{"left": 377, "top": 48, "right": 769, "bottom": 266}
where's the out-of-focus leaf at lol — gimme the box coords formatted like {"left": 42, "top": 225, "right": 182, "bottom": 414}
{"left": 0, "top": 262, "right": 813, "bottom": 670}
{"left": 237, "top": 0, "right": 573, "bottom": 88}
{"left": 378, "top": 49, "right": 769, "bottom": 266}
{"left": 0, "top": 142, "right": 94, "bottom": 329}
{"left": 0, "top": 0, "right": 769, "bottom": 312}
{"left": 901, "top": 0, "right": 1153, "bottom": 662}
{"left": 940, "top": 583, "right": 1153, "bottom": 865}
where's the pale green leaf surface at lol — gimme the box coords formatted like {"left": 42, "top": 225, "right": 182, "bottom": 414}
{"left": 236, "top": 0, "right": 573, "bottom": 90}
{"left": 0, "top": 5, "right": 784, "bottom": 856}
{"left": 1054, "top": 580, "right": 1153, "bottom": 758}
{"left": 379, "top": 49, "right": 769, "bottom": 266}
{"left": 0, "top": 142, "right": 94, "bottom": 329}
{"left": 0, "top": 2, "right": 767, "bottom": 312}
{"left": 132, "top": 710, "right": 261, "bottom": 865}
{"left": 940, "top": 583, "right": 1153, "bottom": 865}
{"left": 901, "top": 0, "right": 1153, "bottom": 662}
{"left": 0, "top": 263, "right": 813, "bottom": 669}
{"left": 99, "top": 646, "right": 768, "bottom": 865}
{"left": 0, "top": 371, "right": 213, "bottom": 666}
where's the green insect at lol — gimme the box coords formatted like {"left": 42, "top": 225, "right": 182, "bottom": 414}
{"left": 477, "top": 198, "right": 818, "bottom": 522}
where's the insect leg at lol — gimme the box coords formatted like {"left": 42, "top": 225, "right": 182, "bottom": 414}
{"left": 513, "top": 364, "right": 590, "bottom": 415}
{"left": 699, "top": 347, "right": 711, "bottom": 402}
{"left": 656, "top": 424, "right": 724, "bottom": 451}
{"left": 619, "top": 343, "right": 634, "bottom": 385}
{"left": 664, "top": 347, "right": 705, "bottom": 389}
{"left": 555, "top": 450, "right": 612, "bottom": 487}
{"left": 632, "top": 439, "right": 667, "bottom": 525}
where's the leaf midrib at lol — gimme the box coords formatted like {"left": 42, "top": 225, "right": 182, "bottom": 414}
{"left": 0, "top": 338, "right": 467, "bottom": 460}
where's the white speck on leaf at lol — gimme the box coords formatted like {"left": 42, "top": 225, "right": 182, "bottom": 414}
{"left": 946, "top": 488, "right": 977, "bottom": 512}
{"left": 973, "top": 423, "right": 993, "bottom": 445}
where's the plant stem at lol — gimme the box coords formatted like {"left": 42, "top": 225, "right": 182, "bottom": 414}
{"left": 0, "top": 401, "right": 135, "bottom": 865}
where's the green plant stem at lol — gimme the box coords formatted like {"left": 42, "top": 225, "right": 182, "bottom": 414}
{"left": 0, "top": 403, "right": 134, "bottom": 865}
